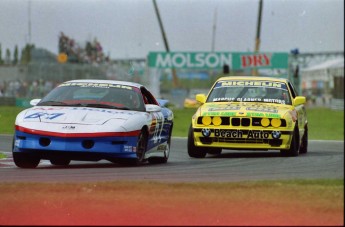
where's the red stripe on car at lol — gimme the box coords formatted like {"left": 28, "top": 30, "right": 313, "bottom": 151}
{"left": 15, "top": 125, "right": 140, "bottom": 138}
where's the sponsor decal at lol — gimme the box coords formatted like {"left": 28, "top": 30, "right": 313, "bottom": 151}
{"left": 263, "top": 99, "right": 286, "bottom": 104}
{"left": 220, "top": 81, "right": 284, "bottom": 88}
{"left": 208, "top": 106, "right": 241, "bottom": 111}
{"left": 246, "top": 112, "right": 265, "bottom": 117}
{"left": 246, "top": 107, "right": 278, "bottom": 113}
{"left": 62, "top": 125, "right": 76, "bottom": 130}
{"left": 148, "top": 52, "right": 232, "bottom": 69}
{"left": 124, "top": 145, "right": 136, "bottom": 152}
{"left": 214, "top": 129, "right": 243, "bottom": 138}
{"left": 202, "top": 111, "right": 236, "bottom": 117}
{"left": 234, "top": 98, "right": 263, "bottom": 102}
{"left": 59, "top": 82, "right": 133, "bottom": 90}
{"left": 241, "top": 54, "right": 271, "bottom": 68}
{"left": 211, "top": 129, "right": 271, "bottom": 139}
{"left": 30, "top": 107, "right": 136, "bottom": 115}
{"left": 246, "top": 112, "right": 281, "bottom": 118}
{"left": 247, "top": 130, "right": 270, "bottom": 139}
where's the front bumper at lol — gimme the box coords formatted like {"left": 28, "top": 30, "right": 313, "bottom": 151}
{"left": 13, "top": 130, "right": 139, "bottom": 160}
{"left": 192, "top": 128, "right": 293, "bottom": 150}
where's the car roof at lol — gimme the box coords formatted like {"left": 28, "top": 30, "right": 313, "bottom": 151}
{"left": 217, "top": 76, "right": 289, "bottom": 83}
{"left": 64, "top": 79, "right": 144, "bottom": 89}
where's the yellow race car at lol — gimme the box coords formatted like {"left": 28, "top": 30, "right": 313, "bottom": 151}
{"left": 188, "top": 76, "right": 308, "bottom": 157}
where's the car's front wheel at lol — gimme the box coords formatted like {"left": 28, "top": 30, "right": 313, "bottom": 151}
{"left": 13, "top": 152, "right": 40, "bottom": 168}
{"left": 187, "top": 125, "right": 207, "bottom": 158}
{"left": 12, "top": 136, "right": 40, "bottom": 168}
{"left": 281, "top": 126, "right": 300, "bottom": 157}
{"left": 120, "top": 129, "right": 148, "bottom": 166}
{"left": 299, "top": 125, "right": 308, "bottom": 154}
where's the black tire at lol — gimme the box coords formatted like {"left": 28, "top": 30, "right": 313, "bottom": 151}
{"left": 281, "top": 126, "right": 300, "bottom": 157}
{"left": 50, "top": 158, "right": 71, "bottom": 166}
{"left": 12, "top": 136, "right": 40, "bottom": 168}
{"left": 207, "top": 148, "right": 222, "bottom": 155}
{"left": 187, "top": 125, "right": 207, "bottom": 158}
{"left": 148, "top": 126, "right": 172, "bottom": 164}
{"left": 299, "top": 125, "right": 308, "bottom": 154}
{"left": 13, "top": 152, "right": 40, "bottom": 168}
{"left": 118, "top": 130, "right": 148, "bottom": 166}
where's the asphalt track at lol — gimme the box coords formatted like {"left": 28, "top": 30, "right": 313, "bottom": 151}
{"left": 0, "top": 135, "right": 343, "bottom": 183}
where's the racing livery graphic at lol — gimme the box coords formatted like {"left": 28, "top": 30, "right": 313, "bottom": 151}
{"left": 13, "top": 80, "right": 173, "bottom": 168}
{"left": 188, "top": 76, "right": 308, "bottom": 158}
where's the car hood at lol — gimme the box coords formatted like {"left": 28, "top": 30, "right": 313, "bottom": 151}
{"left": 21, "top": 106, "right": 138, "bottom": 125}
{"left": 198, "top": 102, "right": 292, "bottom": 118}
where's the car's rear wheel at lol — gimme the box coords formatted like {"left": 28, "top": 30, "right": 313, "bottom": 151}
{"left": 50, "top": 158, "right": 71, "bottom": 166}
{"left": 187, "top": 125, "right": 207, "bottom": 158}
{"left": 281, "top": 126, "right": 300, "bottom": 157}
{"left": 299, "top": 125, "right": 308, "bottom": 154}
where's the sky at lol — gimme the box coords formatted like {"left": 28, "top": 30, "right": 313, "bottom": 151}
{"left": 0, "top": 0, "right": 344, "bottom": 60}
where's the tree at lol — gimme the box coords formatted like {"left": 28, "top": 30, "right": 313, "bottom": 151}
{"left": 5, "top": 48, "right": 11, "bottom": 65}
{"left": 0, "top": 44, "right": 3, "bottom": 65}
{"left": 13, "top": 45, "right": 18, "bottom": 65}
{"left": 20, "top": 44, "right": 34, "bottom": 64}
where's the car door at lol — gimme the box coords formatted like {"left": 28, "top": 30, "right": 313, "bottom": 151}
{"left": 140, "top": 87, "right": 165, "bottom": 150}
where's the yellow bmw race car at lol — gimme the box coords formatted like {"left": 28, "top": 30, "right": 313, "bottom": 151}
{"left": 188, "top": 76, "right": 308, "bottom": 158}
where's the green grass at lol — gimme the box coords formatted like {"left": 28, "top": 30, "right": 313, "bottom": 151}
{"left": 0, "top": 106, "right": 344, "bottom": 140}
{"left": 307, "top": 107, "right": 344, "bottom": 140}
{"left": 0, "top": 106, "right": 24, "bottom": 134}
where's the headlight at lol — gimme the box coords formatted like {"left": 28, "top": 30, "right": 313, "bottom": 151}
{"left": 271, "top": 118, "right": 282, "bottom": 127}
{"left": 212, "top": 116, "right": 222, "bottom": 126}
{"left": 261, "top": 118, "right": 270, "bottom": 127}
{"left": 202, "top": 116, "right": 212, "bottom": 125}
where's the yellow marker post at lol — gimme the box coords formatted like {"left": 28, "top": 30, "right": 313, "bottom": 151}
{"left": 57, "top": 53, "right": 68, "bottom": 63}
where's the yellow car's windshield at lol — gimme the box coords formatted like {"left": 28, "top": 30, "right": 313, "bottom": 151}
{"left": 207, "top": 80, "right": 292, "bottom": 105}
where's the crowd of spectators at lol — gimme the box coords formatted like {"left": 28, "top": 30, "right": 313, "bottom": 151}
{"left": 0, "top": 79, "right": 57, "bottom": 98}
{"left": 59, "top": 32, "right": 109, "bottom": 64}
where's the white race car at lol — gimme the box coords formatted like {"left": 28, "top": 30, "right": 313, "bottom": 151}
{"left": 13, "top": 79, "right": 174, "bottom": 168}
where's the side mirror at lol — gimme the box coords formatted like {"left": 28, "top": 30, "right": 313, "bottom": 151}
{"left": 145, "top": 104, "right": 162, "bottom": 112}
{"left": 30, "top": 99, "right": 41, "bottom": 106}
{"left": 293, "top": 96, "right": 306, "bottom": 106}
{"left": 196, "top": 94, "right": 206, "bottom": 104}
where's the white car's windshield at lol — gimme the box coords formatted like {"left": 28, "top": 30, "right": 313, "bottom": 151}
{"left": 38, "top": 82, "right": 146, "bottom": 111}
{"left": 207, "top": 80, "right": 292, "bottom": 105}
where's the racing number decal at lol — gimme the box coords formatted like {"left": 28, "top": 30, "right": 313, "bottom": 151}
{"left": 150, "top": 112, "right": 165, "bottom": 144}
{"left": 25, "top": 112, "right": 65, "bottom": 120}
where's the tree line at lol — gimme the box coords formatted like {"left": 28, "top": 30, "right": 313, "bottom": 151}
{"left": 0, "top": 43, "right": 33, "bottom": 65}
